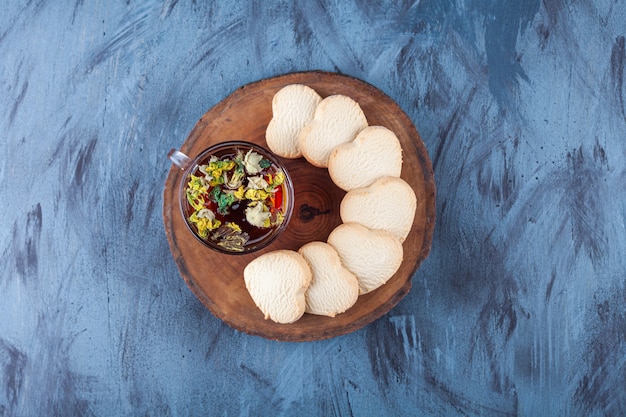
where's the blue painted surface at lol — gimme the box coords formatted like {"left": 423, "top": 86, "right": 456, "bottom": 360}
{"left": 1, "top": 1, "right": 625, "bottom": 416}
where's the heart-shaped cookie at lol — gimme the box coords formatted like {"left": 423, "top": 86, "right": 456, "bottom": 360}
{"left": 298, "top": 94, "right": 368, "bottom": 167}
{"left": 327, "top": 223, "right": 403, "bottom": 294}
{"left": 244, "top": 250, "right": 312, "bottom": 323}
{"left": 340, "top": 176, "right": 416, "bottom": 242}
{"left": 328, "top": 125, "right": 402, "bottom": 191}
{"left": 298, "top": 241, "right": 359, "bottom": 317}
{"left": 265, "top": 84, "right": 322, "bottom": 158}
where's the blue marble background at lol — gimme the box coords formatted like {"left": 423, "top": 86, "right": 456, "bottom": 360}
{"left": 1, "top": 1, "right": 625, "bottom": 416}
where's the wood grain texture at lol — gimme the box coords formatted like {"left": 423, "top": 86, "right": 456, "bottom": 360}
{"left": 1, "top": 1, "right": 626, "bottom": 416}
{"left": 163, "top": 71, "right": 435, "bottom": 341}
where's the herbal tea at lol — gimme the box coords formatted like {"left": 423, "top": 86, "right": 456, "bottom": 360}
{"left": 183, "top": 145, "right": 289, "bottom": 252}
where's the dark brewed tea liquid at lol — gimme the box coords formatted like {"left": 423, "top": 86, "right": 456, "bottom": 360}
{"left": 183, "top": 147, "right": 286, "bottom": 247}
{"left": 217, "top": 199, "right": 274, "bottom": 244}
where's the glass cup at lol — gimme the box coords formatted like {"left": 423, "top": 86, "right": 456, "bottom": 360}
{"left": 168, "top": 141, "right": 294, "bottom": 254}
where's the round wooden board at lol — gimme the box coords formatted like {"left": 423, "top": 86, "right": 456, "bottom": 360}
{"left": 163, "top": 71, "right": 436, "bottom": 342}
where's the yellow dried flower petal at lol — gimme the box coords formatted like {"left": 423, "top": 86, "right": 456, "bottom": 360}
{"left": 234, "top": 185, "right": 245, "bottom": 200}
{"left": 244, "top": 189, "right": 270, "bottom": 201}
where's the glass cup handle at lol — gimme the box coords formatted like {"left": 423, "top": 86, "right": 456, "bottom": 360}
{"left": 168, "top": 149, "right": 193, "bottom": 171}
